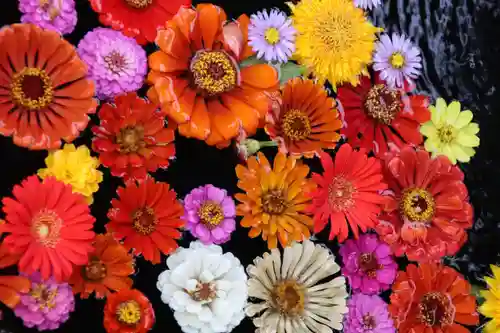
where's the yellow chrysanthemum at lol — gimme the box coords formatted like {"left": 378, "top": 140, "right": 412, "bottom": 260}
{"left": 38, "top": 144, "right": 103, "bottom": 203}
{"left": 420, "top": 98, "right": 480, "bottom": 164}
{"left": 290, "top": 0, "right": 381, "bottom": 88}
{"left": 480, "top": 265, "right": 500, "bottom": 333}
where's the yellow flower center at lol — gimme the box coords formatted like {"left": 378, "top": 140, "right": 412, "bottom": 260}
{"left": 328, "top": 176, "right": 355, "bottom": 212}
{"left": 116, "top": 126, "right": 145, "bottom": 153}
{"left": 39, "top": 0, "right": 61, "bottom": 20}
{"left": 11, "top": 67, "right": 53, "bottom": 110}
{"left": 84, "top": 257, "right": 107, "bottom": 281}
{"left": 132, "top": 207, "right": 158, "bottom": 235}
{"left": 31, "top": 283, "right": 58, "bottom": 310}
{"left": 31, "top": 209, "right": 62, "bottom": 248}
{"left": 124, "top": 0, "right": 152, "bottom": 9}
{"left": 116, "top": 300, "right": 142, "bottom": 325}
{"left": 188, "top": 282, "right": 217, "bottom": 303}
{"left": 390, "top": 52, "right": 405, "bottom": 69}
{"left": 198, "top": 202, "right": 224, "bottom": 229}
{"left": 419, "top": 292, "right": 454, "bottom": 327}
{"left": 314, "top": 15, "right": 354, "bottom": 50}
{"left": 437, "top": 125, "right": 456, "bottom": 143}
{"left": 272, "top": 280, "right": 305, "bottom": 316}
{"left": 264, "top": 27, "right": 281, "bottom": 45}
{"left": 190, "top": 50, "right": 238, "bottom": 96}
{"left": 363, "top": 84, "right": 402, "bottom": 125}
{"left": 262, "top": 189, "right": 288, "bottom": 215}
{"left": 281, "top": 109, "right": 312, "bottom": 141}
{"left": 400, "top": 188, "right": 435, "bottom": 223}
{"left": 104, "top": 51, "right": 128, "bottom": 74}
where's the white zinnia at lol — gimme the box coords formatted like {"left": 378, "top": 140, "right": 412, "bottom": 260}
{"left": 245, "top": 240, "right": 348, "bottom": 333}
{"left": 157, "top": 241, "right": 248, "bottom": 333}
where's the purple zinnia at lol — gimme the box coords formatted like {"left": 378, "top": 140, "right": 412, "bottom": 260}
{"left": 248, "top": 9, "right": 296, "bottom": 63}
{"left": 14, "top": 273, "right": 75, "bottom": 331}
{"left": 339, "top": 233, "right": 397, "bottom": 295}
{"left": 183, "top": 184, "right": 236, "bottom": 245}
{"left": 373, "top": 33, "right": 422, "bottom": 89}
{"left": 344, "top": 293, "right": 395, "bottom": 333}
{"left": 19, "top": 0, "right": 77, "bottom": 35}
{"left": 77, "top": 28, "right": 147, "bottom": 100}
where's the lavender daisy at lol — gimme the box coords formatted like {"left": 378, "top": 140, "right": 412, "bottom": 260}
{"left": 77, "top": 28, "right": 147, "bottom": 100}
{"left": 344, "top": 294, "right": 395, "bottom": 333}
{"left": 14, "top": 273, "right": 75, "bottom": 331}
{"left": 354, "top": 0, "right": 382, "bottom": 10}
{"left": 19, "top": 0, "right": 77, "bottom": 35}
{"left": 248, "top": 9, "right": 296, "bottom": 63}
{"left": 373, "top": 33, "right": 422, "bottom": 89}
{"left": 183, "top": 184, "right": 236, "bottom": 245}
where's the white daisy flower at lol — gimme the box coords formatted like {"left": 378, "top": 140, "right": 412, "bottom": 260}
{"left": 245, "top": 239, "right": 348, "bottom": 333}
{"left": 157, "top": 241, "right": 247, "bottom": 333}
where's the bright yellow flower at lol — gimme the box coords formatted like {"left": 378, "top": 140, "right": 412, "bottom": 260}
{"left": 290, "top": 0, "right": 381, "bottom": 88}
{"left": 38, "top": 144, "right": 103, "bottom": 203}
{"left": 480, "top": 265, "right": 500, "bottom": 333}
{"left": 420, "top": 98, "right": 480, "bottom": 164}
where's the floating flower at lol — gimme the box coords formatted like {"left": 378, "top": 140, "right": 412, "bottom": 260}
{"left": 290, "top": 0, "right": 381, "bottom": 87}
{"left": 69, "top": 234, "right": 134, "bottom": 299}
{"left": 107, "top": 177, "right": 184, "bottom": 264}
{"left": 183, "top": 185, "right": 236, "bottom": 245}
{"left": 77, "top": 28, "right": 147, "bottom": 100}
{"left": 38, "top": 144, "right": 103, "bottom": 204}
{"left": 19, "top": 0, "right": 77, "bottom": 35}
{"left": 0, "top": 276, "right": 30, "bottom": 309}
{"left": 389, "top": 263, "right": 479, "bottom": 333}
{"left": 339, "top": 233, "right": 397, "bottom": 295}
{"left": 248, "top": 9, "right": 296, "bottom": 63}
{"left": 344, "top": 293, "right": 395, "bottom": 333}
{"left": 246, "top": 240, "right": 348, "bottom": 332}
{"left": 235, "top": 152, "right": 316, "bottom": 249}
{"left": 148, "top": 4, "right": 278, "bottom": 147}
{"left": 14, "top": 273, "right": 75, "bottom": 331}
{"left": 480, "top": 265, "right": 500, "bottom": 333}
{"left": 0, "top": 24, "right": 97, "bottom": 150}
{"left": 375, "top": 147, "right": 474, "bottom": 262}
{"left": 1, "top": 176, "right": 95, "bottom": 281}
{"left": 337, "top": 72, "right": 430, "bottom": 156}
{"left": 157, "top": 241, "right": 247, "bottom": 333}
{"left": 89, "top": 0, "right": 190, "bottom": 45}
{"left": 265, "top": 78, "right": 342, "bottom": 157}
{"left": 104, "top": 289, "right": 155, "bottom": 333}
{"left": 420, "top": 98, "right": 480, "bottom": 164}
{"left": 373, "top": 33, "right": 422, "bottom": 89}
{"left": 92, "top": 92, "right": 176, "bottom": 180}
{"left": 308, "top": 144, "right": 387, "bottom": 242}
{"left": 353, "top": 0, "right": 382, "bottom": 10}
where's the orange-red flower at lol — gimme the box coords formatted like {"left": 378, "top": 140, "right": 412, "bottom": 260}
{"left": 389, "top": 263, "right": 479, "bottom": 333}
{"left": 0, "top": 276, "right": 30, "bottom": 309}
{"left": 107, "top": 177, "right": 184, "bottom": 264}
{"left": 92, "top": 92, "right": 175, "bottom": 180}
{"left": 0, "top": 24, "right": 97, "bottom": 150}
{"left": 147, "top": 4, "right": 279, "bottom": 147}
{"left": 104, "top": 289, "right": 155, "bottom": 333}
{"left": 69, "top": 234, "right": 134, "bottom": 299}
{"left": 375, "top": 146, "right": 473, "bottom": 262}
{"left": 265, "top": 78, "right": 342, "bottom": 157}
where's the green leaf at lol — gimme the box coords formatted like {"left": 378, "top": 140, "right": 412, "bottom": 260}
{"left": 471, "top": 284, "right": 485, "bottom": 304}
{"left": 279, "top": 62, "right": 306, "bottom": 85}
{"left": 239, "top": 56, "right": 267, "bottom": 68}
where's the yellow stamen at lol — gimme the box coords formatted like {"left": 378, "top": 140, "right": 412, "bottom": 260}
{"left": 124, "top": 0, "right": 152, "bottom": 9}
{"left": 262, "top": 190, "right": 288, "bottom": 215}
{"left": 264, "top": 27, "right": 281, "bottom": 45}
{"left": 198, "top": 202, "right": 224, "bottom": 229}
{"left": 437, "top": 125, "right": 455, "bottom": 143}
{"left": 281, "top": 109, "right": 312, "bottom": 141}
{"left": 31, "top": 209, "right": 62, "bottom": 248}
{"left": 272, "top": 280, "right": 305, "bottom": 315}
{"left": 390, "top": 52, "right": 405, "bottom": 69}
{"left": 116, "top": 300, "right": 142, "bottom": 325}
{"left": 363, "top": 84, "right": 401, "bottom": 125}
{"left": 11, "top": 67, "right": 53, "bottom": 110}
{"left": 190, "top": 50, "right": 238, "bottom": 96}
{"left": 132, "top": 207, "right": 157, "bottom": 235}
{"left": 31, "top": 284, "right": 58, "bottom": 310}
{"left": 400, "top": 188, "right": 435, "bottom": 223}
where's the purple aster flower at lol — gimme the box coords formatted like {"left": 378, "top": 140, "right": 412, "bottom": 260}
{"left": 14, "top": 273, "right": 75, "bottom": 331}
{"left": 373, "top": 33, "right": 422, "bottom": 89}
{"left": 339, "top": 234, "right": 397, "bottom": 295}
{"left": 19, "top": 0, "right": 77, "bottom": 35}
{"left": 183, "top": 184, "right": 236, "bottom": 245}
{"left": 77, "top": 28, "right": 147, "bottom": 100}
{"left": 354, "top": 0, "right": 382, "bottom": 10}
{"left": 344, "top": 293, "right": 395, "bottom": 333}
{"left": 248, "top": 9, "right": 296, "bottom": 63}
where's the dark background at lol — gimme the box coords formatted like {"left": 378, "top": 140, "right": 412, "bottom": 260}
{"left": 1, "top": 0, "right": 499, "bottom": 332}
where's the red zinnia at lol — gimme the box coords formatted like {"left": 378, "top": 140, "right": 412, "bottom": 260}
{"left": 337, "top": 72, "right": 430, "bottom": 156}
{"left": 1, "top": 176, "right": 95, "bottom": 281}
{"left": 106, "top": 177, "right": 184, "bottom": 264}
{"left": 308, "top": 143, "right": 387, "bottom": 242}
{"left": 104, "top": 289, "right": 155, "bottom": 333}
{"left": 89, "top": 0, "right": 190, "bottom": 45}
{"left": 375, "top": 146, "right": 473, "bottom": 262}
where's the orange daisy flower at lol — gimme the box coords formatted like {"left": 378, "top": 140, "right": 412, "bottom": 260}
{"left": 265, "top": 78, "right": 342, "bottom": 157}
{"left": 235, "top": 152, "right": 316, "bottom": 249}
{"left": 0, "top": 24, "right": 97, "bottom": 150}
{"left": 104, "top": 289, "right": 155, "bottom": 333}
{"left": 147, "top": 4, "right": 279, "bottom": 147}
{"left": 69, "top": 234, "right": 134, "bottom": 299}
{"left": 107, "top": 177, "right": 184, "bottom": 264}
{"left": 389, "top": 263, "right": 479, "bottom": 333}
{"left": 0, "top": 276, "right": 30, "bottom": 309}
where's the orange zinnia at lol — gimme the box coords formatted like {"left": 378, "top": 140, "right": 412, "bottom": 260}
{"left": 235, "top": 152, "right": 316, "bottom": 249}
{"left": 70, "top": 234, "right": 134, "bottom": 299}
{"left": 0, "top": 276, "right": 30, "bottom": 309}
{"left": 265, "top": 78, "right": 342, "bottom": 157}
{"left": 147, "top": 4, "right": 279, "bottom": 147}
{"left": 0, "top": 24, "right": 97, "bottom": 150}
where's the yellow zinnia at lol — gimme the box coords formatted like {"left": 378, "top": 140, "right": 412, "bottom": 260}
{"left": 480, "top": 265, "right": 500, "bottom": 333}
{"left": 38, "top": 144, "right": 103, "bottom": 203}
{"left": 420, "top": 98, "right": 480, "bottom": 164}
{"left": 290, "top": 0, "right": 381, "bottom": 88}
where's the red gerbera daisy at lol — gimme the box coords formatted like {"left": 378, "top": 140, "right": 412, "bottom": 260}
{"left": 106, "top": 177, "right": 184, "bottom": 264}
{"left": 337, "top": 72, "right": 430, "bottom": 156}
{"left": 1, "top": 176, "right": 95, "bottom": 281}
{"left": 375, "top": 146, "right": 473, "bottom": 262}
{"left": 104, "top": 289, "right": 155, "bottom": 333}
{"left": 89, "top": 0, "right": 191, "bottom": 45}
{"left": 308, "top": 143, "right": 388, "bottom": 242}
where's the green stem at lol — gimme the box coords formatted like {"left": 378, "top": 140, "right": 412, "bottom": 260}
{"left": 259, "top": 141, "right": 279, "bottom": 148}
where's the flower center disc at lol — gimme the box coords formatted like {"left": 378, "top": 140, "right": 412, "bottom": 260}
{"left": 84, "top": 257, "right": 107, "bottom": 281}
{"left": 198, "top": 201, "right": 224, "bottom": 229}
{"left": 390, "top": 52, "right": 405, "bottom": 69}
{"left": 272, "top": 280, "right": 305, "bottom": 316}
{"left": 31, "top": 209, "right": 62, "bottom": 248}
{"left": 116, "top": 300, "right": 142, "bottom": 325}
{"left": 189, "top": 282, "right": 217, "bottom": 303}
{"left": 419, "top": 292, "right": 455, "bottom": 327}
{"left": 116, "top": 126, "right": 145, "bottom": 153}
{"left": 328, "top": 176, "right": 355, "bottom": 212}
{"left": 358, "top": 253, "right": 381, "bottom": 278}
{"left": 314, "top": 15, "right": 353, "bottom": 50}
{"left": 281, "top": 109, "right": 312, "bottom": 141}
{"left": 104, "top": 51, "right": 128, "bottom": 74}
{"left": 11, "top": 67, "right": 53, "bottom": 110}
{"left": 400, "top": 187, "right": 435, "bottom": 223}
{"left": 437, "top": 125, "right": 455, "bottom": 143}
{"left": 363, "top": 84, "right": 401, "bottom": 125}
{"left": 265, "top": 27, "right": 281, "bottom": 45}
{"left": 132, "top": 207, "right": 158, "bottom": 235}
{"left": 362, "top": 314, "right": 377, "bottom": 330}
{"left": 123, "top": 0, "right": 152, "bottom": 9}
{"left": 190, "top": 50, "right": 238, "bottom": 96}
{"left": 31, "top": 283, "right": 58, "bottom": 310}
{"left": 262, "top": 189, "right": 288, "bottom": 215}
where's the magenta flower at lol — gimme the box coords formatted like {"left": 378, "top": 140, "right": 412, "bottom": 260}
{"left": 183, "top": 185, "right": 236, "bottom": 245}
{"left": 339, "top": 233, "right": 397, "bottom": 294}
{"left": 19, "top": 0, "right": 77, "bottom": 35}
{"left": 344, "top": 293, "right": 395, "bottom": 333}
{"left": 14, "top": 273, "right": 75, "bottom": 331}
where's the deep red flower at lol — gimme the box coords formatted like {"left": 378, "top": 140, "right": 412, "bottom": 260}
{"left": 104, "top": 289, "right": 155, "bottom": 333}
